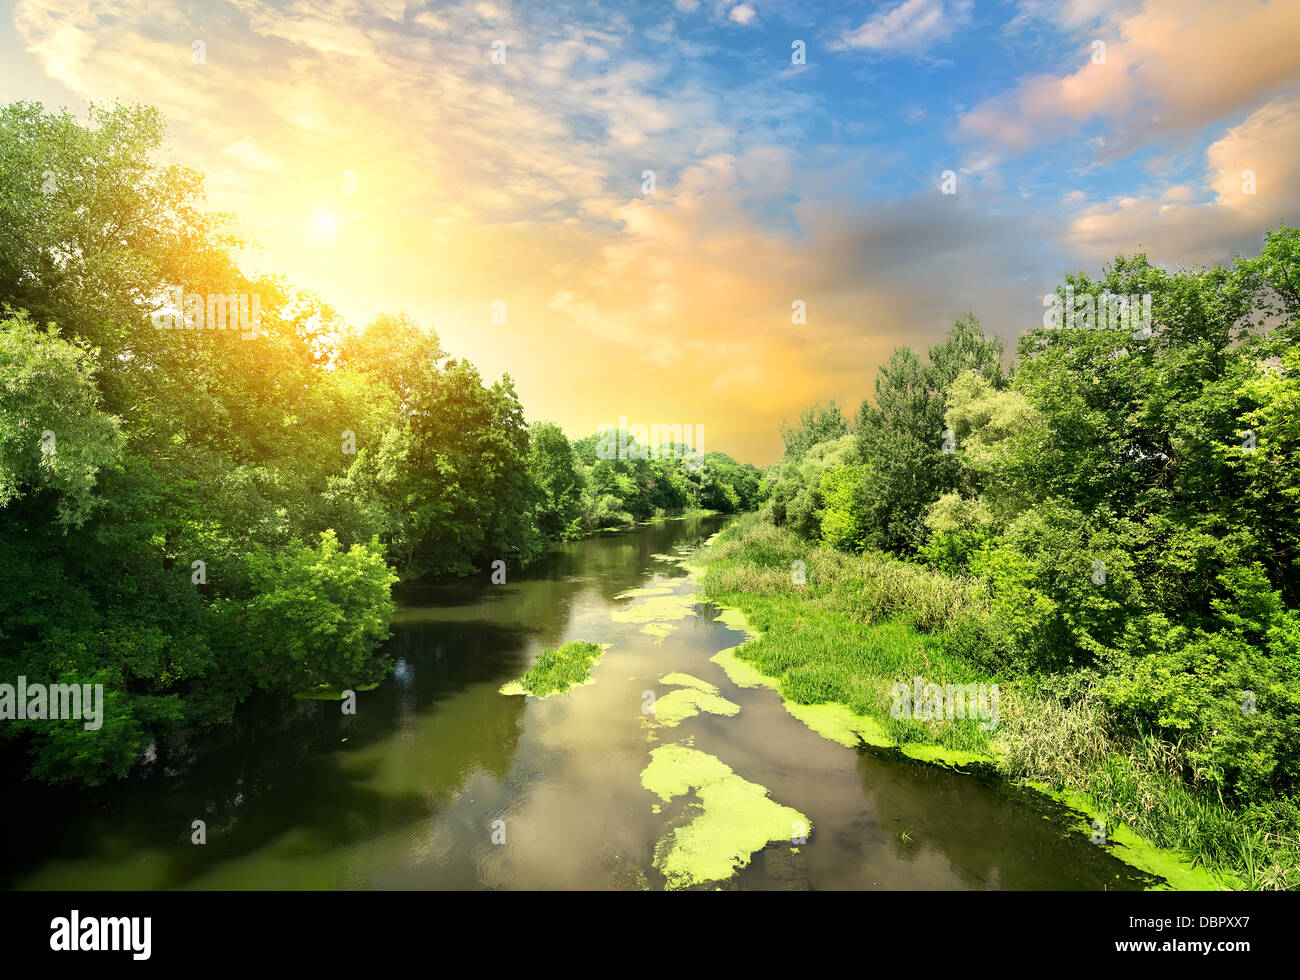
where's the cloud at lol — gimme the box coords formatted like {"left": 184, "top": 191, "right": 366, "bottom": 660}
{"left": 222, "top": 139, "right": 277, "bottom": 171}
{"left": 837, "top": 0, "right": 973, "bottom": 56}
{"left": 1005, "top": 0, "right": 1139, "bottom": 34}
{"left": 8, "top": 0, "right": 1293, "bottom": 462}
{"left": 728, "top": 4, "right": 757, "bottom": 25}
{"left": 1064, "top": 93, "right": 1300, "bottom": 267}
{"left": 961, "top": 0, "right": 1300, "bottom": 157}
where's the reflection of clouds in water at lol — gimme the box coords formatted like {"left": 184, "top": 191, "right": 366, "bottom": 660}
{"left": 392, "top": 657, "right": 412, "bottom": 686}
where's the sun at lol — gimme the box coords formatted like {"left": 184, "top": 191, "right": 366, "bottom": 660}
{"left": 313, "top": 210, "right": 339, "bottom": 242}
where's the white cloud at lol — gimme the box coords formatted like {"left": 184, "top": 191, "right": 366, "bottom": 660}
{"left": 838, "top": 0, "right": 973, "bottom": 56}
{"left": 1065, "top": 94, "right": 1300, "bottom": 266}
{"left": 728, "top": 4, "right": 756, "bottom": 25}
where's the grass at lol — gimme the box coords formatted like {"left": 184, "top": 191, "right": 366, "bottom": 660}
{"left": 701, "top": 514, "right": 999, "bottom": 759}
{"left": 698, "top": 512, "right": 1299, "bottom": 890}
{"left": 503, "top": 640, "right": 606, "bottom": 697}
{"left": 999, "top": 683, "right": 1300, "bottom": 890}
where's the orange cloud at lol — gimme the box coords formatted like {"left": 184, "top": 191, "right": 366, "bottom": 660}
{"left": 962, "top": 0, "right": 1300, "bottom": 156}
{"left": 1066, "top": 94, "right": 1300, "bottom": 265}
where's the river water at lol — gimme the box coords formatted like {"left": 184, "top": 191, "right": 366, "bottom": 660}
{"left": 4, "top": 514, "right": 1155, "bottom": 889}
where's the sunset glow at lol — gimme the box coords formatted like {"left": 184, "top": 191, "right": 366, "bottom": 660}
{"left": 2, "top": 0, "right": 1296, "bottom": 460}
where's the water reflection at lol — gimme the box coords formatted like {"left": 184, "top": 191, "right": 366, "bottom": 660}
{"left": 2, "top": 515, "right": 1157, "bottom": 890}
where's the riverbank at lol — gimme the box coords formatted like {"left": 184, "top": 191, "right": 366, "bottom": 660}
{"left": 694, "top": 514, "right": 1295, "bottom": 890}
{"left": 598, "top": 507, "right": 720, "bottom": 533}
{"left": 3, "top": 512, "right": 1180, "bottom": 890}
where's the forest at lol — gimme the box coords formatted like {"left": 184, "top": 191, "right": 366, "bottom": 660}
{"left": 702, "top": 232, "right": 1300, "bottom": 887}
{"left": 0, "top": 101, "right": 760, "bottom": 785}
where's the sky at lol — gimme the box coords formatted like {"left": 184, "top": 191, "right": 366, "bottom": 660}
{"left": 2, "top": 0, "right": 1298, "bottom": 463}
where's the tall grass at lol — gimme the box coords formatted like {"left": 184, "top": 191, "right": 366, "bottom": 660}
{"left": 998, "top": 676, "right": 1300, "bottom": 890}
{"left": 702, "top": 515, "right": 1000, "bottom": 757}
{"left": 699, "top": 513, "right": 1298, "bottom": 889}
{"left": 514, "top": 641, "right": 605, "bottom": 696}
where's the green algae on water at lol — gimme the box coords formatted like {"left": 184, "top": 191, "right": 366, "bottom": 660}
{"left": 1025, "top": 782, "right": 1239, "bottom": 891}
{"left": 711, "top": 605, "right": 759, "bottom": 640}
{"left": 609, "top": 592, "right": 699, "bottom": 625}
{"left": 712, "top": 643, "right": 892, "bottom": 748}
{"left": 783, "top": 701, "right": 893, "bottom": 748}
{"left": 711, "top": 645, "right": 778, "bottom": 690}
{"left": 498, "top": 641, "right": 610, "bottom": 698}
{"left": 614, "top": 586, "right": 675, "bottom": 599}
{"left": 660, "top": 672, "right": 721, "bottom": 693}
{"left": 641, "top": 743, "right": 810, "bottom": 890}
{"left": 900, "top": 742, "right": 995, "bottom": 767}
{"left": 294, "top": 682, "right": 380, "bottom": 700}
{"left": 712, "top": 629, "right": 994, "bottom": 766}
{"left": 651, "top": 673, "right": 740, "bottom": 727}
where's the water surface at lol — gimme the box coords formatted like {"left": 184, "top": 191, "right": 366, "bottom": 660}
{"left": 3, "top": 514, "right": 1155, "bottom": 890}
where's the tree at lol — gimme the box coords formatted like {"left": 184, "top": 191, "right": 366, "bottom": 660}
{"left": 235, "top": 531, "right": 397, "bottom": 694}
{"left": 0, "top": 312, "right": 125, "bottom": 527}
{"left": 780, "top": 400, "right": 848, "bottom": 461}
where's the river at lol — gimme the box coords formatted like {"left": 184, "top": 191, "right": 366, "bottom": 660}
{"left": 3, "top": 513, "right": 1156, "bottom": 889}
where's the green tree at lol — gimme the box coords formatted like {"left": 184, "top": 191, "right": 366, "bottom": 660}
{"left": 780, "top": 400, "right": 848, "bottom": 461}
{"left": 0, "top": 312, "right": 125, "bottom": 527}
{"left": 529, "top": 422, "right": 584, "bottom": 539}
{"left": 233, "top": 531, "right": 397, "bottom": 694}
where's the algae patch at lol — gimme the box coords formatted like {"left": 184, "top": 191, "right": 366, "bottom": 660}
{"left": 1026, "top": 782, "right": 1238, "bottom": 891}
{"left": 711, "top": 606, "right": 760, "bottom": 641}
{"left": 651, "top": 673, "right": 740, "bottom": 727}
{"left": 639, "top": 622, "right": 676, "bottom": 641}
{"left": 609, "top": 592, "right": 699, "bottom": 625}
{"left": 711, "top": 645, "right": 778, "bottom": 690}
{"left": 613, "top": 586, "right": 675, "bottom": 600}
{"left": 712, "top": 629, "right": 992, "bottom": 766}
{"left": 294, "top": 682, "right": 380, "bottom": 700}
{"left": 900, "top": 742, "right": 995, "bottom": 767}
{"left": 498, "top": 641, "right": 610, "bottom": 698}
{"left": 641, "top": 743, "right": 809, "bottom": 890}
{"left": 712, "top": 642, "right": 892, "bottom": 748}
{"left": 660, "top": 673, "right": 721, "bottom": 693}
{"left": 783, "top": 701, "right": 893, "bottom": 749}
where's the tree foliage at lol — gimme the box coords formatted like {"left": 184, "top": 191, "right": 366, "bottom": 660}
{"left": 758, "top": 229, "right": 1300, "bottom": 808}
{"left": 0, "top": 101, "right": 761, "bottom": 785}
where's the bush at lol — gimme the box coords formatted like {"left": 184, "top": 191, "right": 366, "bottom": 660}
{"left": 236, "top": 531, "right": 397, "bottom": 694}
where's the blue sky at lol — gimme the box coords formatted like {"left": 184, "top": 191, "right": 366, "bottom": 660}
{"left": 2, "top": 0, "right": 1298, "bottom": 460}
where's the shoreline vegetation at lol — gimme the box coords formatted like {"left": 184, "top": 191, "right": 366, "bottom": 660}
{"left": 695, "top": 521, "right": 1234, "bottom": 890}
{"left": 691, "top": 224, "right": 1300, "bottom": 892}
